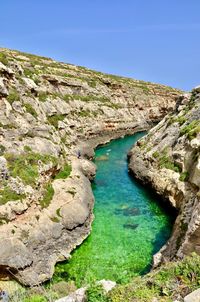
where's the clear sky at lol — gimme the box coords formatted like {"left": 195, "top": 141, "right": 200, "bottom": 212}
{"left": 0, "top": 0, "right": 200, "bottom": 91}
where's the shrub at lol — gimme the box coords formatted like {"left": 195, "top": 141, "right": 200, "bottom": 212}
{"left": 47, "top": 114, "right": 66, "bottom": 129}
{"left": 24, "top": 145, "right": 32, "bottom": 152}
{"left": 0, "top": 52, "right": 8, "bottom": 65}
{"left": 24, "top": 103, "right": 38, "bottom": 118}
{"left": 7, "top": 88, "right": 20, "bottom": 104}
{"left": 24, "top": 68, "right": 34, "bottom": 78}
{"left": 86, "top": 284, "right": 109, "bottom": 302}
{"left": 152, "top": 148, "right": 181, "bottom": 173}
{"left": 0, "top": 144, "right": 6, "bottom": 156}
{"left": 40, "top": 183, "right": 54, "bottom": 208}
{"left": 5, "top": 152, "right": 57, "bottom": 186}
{"left": 180, "top": 120, "right": 200, "bottom": 140}
{"left": 179, "top": 171, "right": 189, "bottom": 182}
{"left": 176, "top": 116, "right": 187, "bottom": 125}
{"left": 79, "top": 110, "right": 91, "bottom": 117}
{"left": 109, "top": 253, "right": 200, "bottom": 302}
{"left": 55, "top": 164, "right": 72, "bottom": 179}
{"left": 0, "top": 186, "right": 26, "bottom": 205}
{"left": 23, "top": 295, "right": 47, "bottom": 302}
{"left": 152, "top": 151, "right": 159, "bottom": 158}
{"left": 38, "top": 92, "right": 48, "bottom": 102}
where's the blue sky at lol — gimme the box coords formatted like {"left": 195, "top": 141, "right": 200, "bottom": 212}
{"left": 0, "top": 1, "right": 200, "bottom": 91}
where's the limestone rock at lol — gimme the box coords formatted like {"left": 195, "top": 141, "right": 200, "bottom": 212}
{"left": 184, "top": 288, "right": 200, "bottom": 302}
{"left": 97, "top": 279, "right": 116, "bottom": 293}
{"left": 55, "top": 287, "right": 86, "bottom": 302}
{"left": 0, "top": 238, "right": 33, "bottom": 269}
{"left": 129, "top": 91, "right": 200, "bottom": 261}
{"left": 0, "top": 78, "right": 8, "bottom": 96}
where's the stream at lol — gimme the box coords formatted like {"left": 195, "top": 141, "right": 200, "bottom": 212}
{"left": 54, "top": 133, "right": 173, "bottom": 286}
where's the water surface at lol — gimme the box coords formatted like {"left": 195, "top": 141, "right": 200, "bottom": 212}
{"left": 54, "top": 133, "right": 173, "bottom": 286}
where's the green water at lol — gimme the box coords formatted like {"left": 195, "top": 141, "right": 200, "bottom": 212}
{"left": 54, "top": 133, "right": 173, "bottom": 286}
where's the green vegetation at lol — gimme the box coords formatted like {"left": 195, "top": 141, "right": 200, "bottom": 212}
{"left": 24, "top": 103, "right": 38, "bottom": 118}
{"left": 54, "top": 164, "right": 72, "bottom": 179}
{"left": 63, "top": 94, "right": 109, "bottom": 104}
{"left": 22, "top": 295, "right": 47, "bottom": 302}
{"left": 86, "top": 284, "right": 109, "bottom": 302}
{"left": 38, "top": 91, "right": 48, "bottom": 102}
{"left": 62, "top": 94, "right": 74, "bottom": 102}
{"left": 0, "top": 186, "right": 25, "bottom": 205}
{"left": 167, "top": 115, "right": 187, "bottom": 127}
{"left": 0, "top": 144, "right": 5, "bottom": 156}
{"left": 109, "top": 253, "right": 200, "bottom": 302}
{"left": 47, "top": 114, "right": 66, "bottom": 129}
{"left": 176, "top": 115, "right": 187, "bottom": 125}
{"left": 24, "top": 145, "right": 32, "bottom": 152}
{"left": 180, "top": 120, "right": 200, "bottom": 140}
{"left": 7, "top": 88, "right": 20, "bottom": 104}
{"left": 153, "top": 148, "right": 181, "bottom": 173}
{"left": 24, "top": 68, "right": 34, "bottom": 78}
{"left": 15, "top": 254, "right": 200, "bottom": 302}
{"left": 5, "top": 152, "right": 57, "bottom": 186}
{"left": 152, "top": 151, "right": 159, "bottom": 158}
{"left": 50, "top": 216, "right": 60, "bottom": 223}
{"left": 179, "top": 171, "right": 189, "bottom": 182}
{"left": 40, "top": 183, "right": 54, "bottom": 208}
{"left": 0, "top": 52, "right": 9, "bottom": 65}
{"left": 88, "top": 79, "right": 97, "bottom": 88}
{"left": 56, "top": 207, "right": 62, "bottom": 217}
{"left": 79, "top": 109, "right": 91, "bottom": 117}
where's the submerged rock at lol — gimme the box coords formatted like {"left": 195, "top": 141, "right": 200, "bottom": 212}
{"left": 115, "top": 207, "right": 140, "bottom": 216}
{"left": 95, "top": 155, "right": 109, "bottom": 161}
{"left": 123, "top": 223, "right": 139, "bottom": 230}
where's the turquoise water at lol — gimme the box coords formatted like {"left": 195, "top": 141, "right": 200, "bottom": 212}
{"left": 54, "top": 133, "right": 173, "bottom": 286}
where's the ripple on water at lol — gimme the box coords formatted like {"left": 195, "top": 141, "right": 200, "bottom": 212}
{"left": 53, "top": 133, "right": 174, "bottom": 287}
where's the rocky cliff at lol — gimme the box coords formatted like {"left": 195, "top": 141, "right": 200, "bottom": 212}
{"left": 0, "top": 48, "right": 181, "bottom": 285}
{"left": 129, "top": 87, "right": 200, "bottom": 266}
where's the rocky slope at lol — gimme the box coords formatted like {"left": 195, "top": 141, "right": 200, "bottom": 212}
{"left": 129, "top": 87, "right": 200, "bottom": 266}
{"left": 0, "top": 48, "right": 181, "bottom": 285}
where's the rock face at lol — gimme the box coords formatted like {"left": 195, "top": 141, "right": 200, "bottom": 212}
{"left": 129, "top": 88, "right": 200, "bottom": 264}
{"left": 0, "top": 48, "right": 181, "bottom": 285}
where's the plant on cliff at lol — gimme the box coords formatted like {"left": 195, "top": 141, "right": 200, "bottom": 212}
{"left": 179, "top": 171, "right": 189, "bottom": 182}
{"left": 86, "top": 284, "right": 109, "bottom": 302}
{"left": 23, "top": 295, "right": 47, "bottom": 302}
{"left": 0, "top": 186, "right": 26, "bottom": 205}
{"left": 47, "top": 114, "right": 66, "bottom": 129}
{"left": 40, "top": 183, "right": 54, "bottom": 208}
{"left": 5, "top": 152, "right": 57, "bottom": 186}
{"left": 109, "top": 253, "right": 200, "bottom": 302}
{"left": 0, "top": 52, "right": 9, "bottom": 65}
{"left": 24, "top": 103, "right": 38, "bottom": 118}
{"left": 180, "top": 120, "right": 200, "bottom": 140}
{"left": 153, "top": 148, "right": 181, "bottom": 173}
{"left": 0, "top": 144, "right": 6, "bottom": 156}
{"left": 7, "top": 88, "right": 20, "bottom": 104}
{"left": 38, "top": 91, "right": 48, "bottom": 102}
{"left": 54, "top": 163, "right": 72, "bottom": 179}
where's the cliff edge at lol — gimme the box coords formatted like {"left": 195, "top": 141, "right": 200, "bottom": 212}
{"left": 129, "top": 87, "right": 200, "bottom": 265}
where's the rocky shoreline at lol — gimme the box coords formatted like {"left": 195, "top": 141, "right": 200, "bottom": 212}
{"left": 128, "top": 88, "right": 200, "bottom": 266}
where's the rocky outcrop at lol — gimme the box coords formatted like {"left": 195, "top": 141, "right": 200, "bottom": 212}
{"left": 129, "top": 87, "right": 200, "bottom": 265}
{"left": 0, "top": 48, "right": 181, "bottom": 285}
